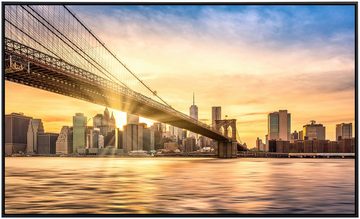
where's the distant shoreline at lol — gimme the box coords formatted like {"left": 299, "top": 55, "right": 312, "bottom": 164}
{"left": 4, "top": 153, "right": 355, "bottom": 159}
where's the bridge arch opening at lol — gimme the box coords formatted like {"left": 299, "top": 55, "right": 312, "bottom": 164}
{"left": 227, "top": 126, "right": 233, "bottom": 138}
{"left": 219, "top": 126, "right": 225, "bottom": 135}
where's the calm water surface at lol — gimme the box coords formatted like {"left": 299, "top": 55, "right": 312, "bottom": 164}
{"left": 5, "top": 157, "right": 355, "bottom": 214}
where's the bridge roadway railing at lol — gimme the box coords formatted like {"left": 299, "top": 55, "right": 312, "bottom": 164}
{"left": 5, "top": 38, "right": 226, "bottom": 138}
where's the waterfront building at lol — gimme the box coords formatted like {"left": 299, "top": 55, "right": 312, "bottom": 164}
{"left": 5, "top": 113, "right": 32, "bottom": 155}
{"left": 303, "top": 120, "right": 325, "bottom": 140}
{"left": 299, "top": 130, "right": 304, "bottom": 140}
{"left": 152, "top": 125, "right": 162, "bottom": 150}
{"left": 27, "top": 118, "right": 44, "bottom": 153}
{"left": 198, "top": 136, "right": 211, "bottom": 148}
{"left": 93, "top": 108, "right": 116, "bottom": 137}
{"left": 175, "top": 127, "right": 183, "bottom": 140}
{"left": 169, "top": 125, "right": 175, "bottom": 136}
{"left": 86, "top": 128, "right": 91, "bottom": 148}
{"left": 212, "top": 106, "right": 221, "bottom": 128}
{"left": 183, "top": 137, "right": 196, "bottom": 152}
{"left": 153, "top": 122, "right": 166, "bottom": 133}
{"left": 268, "top": 112, "right": 279, "bottom": 141}
{"left": 56, "top": 126, "right": 73, "bottom": 154}
{"left": 117, "top": 129, "right": 123, "bottom": 149}
{"left": 256, "top": 137, "right": 264, "bottom": 151}
{"left": 73, "top": 113, "right": 87, "bottom": 153}
{"left": 104, "top": 130, "right": 116, "bottom": 147}
{"left": 37, "top": 133, "right": 59, "bottom": 154}
{"left": 290, "top": 130, "right": 299, "bottom": 143}
{"left": 264, "top": 134, "right": 269, "bottom": 151}
{"left": 93, "top": 114, "right": 104, "bottom": 133}
{"left": 98, "top": 135, "right": 104, "bottom": 148}
{"left": 143, "top": 126, "right": 155, "bottom": 151}
{"left": 267, "top": 110, "right": 291, "bottom": 143}
{"left": 162, "top": 130, "right": 173, "bottom": 138}
{"left": 182, "top": 129, "right": 188, "bottom": 139}
{"left": 270, "top": 138, "right": 355, "bottom": 153}
{"left": 87, "top": 128, "right": 100, "bottom": 148}
{"left": 123, "top": 123, "right": 144, "bottom": 153}
{"left": 138, "top": 123, "right": 146, "bottom": 150}
{"left": 336, "top": 123, "right": 352, "bottom": 140}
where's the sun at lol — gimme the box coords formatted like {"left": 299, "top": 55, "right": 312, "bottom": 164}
{"left": 112, "top": 110, "right": 155, "bottom": 130}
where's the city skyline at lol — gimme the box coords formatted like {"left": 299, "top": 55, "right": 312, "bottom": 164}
{"left": 3, "top": 3, "right": 357, "bottom": 216}
{"left": 5, "top": 5, "right": 355, "bottom": 145}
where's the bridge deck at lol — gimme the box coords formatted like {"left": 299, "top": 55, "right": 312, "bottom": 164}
{"left": 4, "top": 38, "right": 234, "bottom": 142}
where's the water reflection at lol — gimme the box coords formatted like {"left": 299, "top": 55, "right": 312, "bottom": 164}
{"left": 5, "top": 157, "right": 355, "bottom": 214}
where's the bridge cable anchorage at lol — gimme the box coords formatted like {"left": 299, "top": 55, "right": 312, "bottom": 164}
{"left": 63, "top": 5, "right": 172, "bottom": 108}
{"left": 23, "top": 5, "right": 130, "bottom": 89}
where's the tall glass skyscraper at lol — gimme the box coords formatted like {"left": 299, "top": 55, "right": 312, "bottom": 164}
{"left": 267, "top": 110, "right": 291, "bottom": 142}
{"left": 73, "top": 113, "right": 87, "bottom": 153}
{"left": 336, "top": 123, "right": 352, "bottom": 140}
{"left": 189, "top": 92, "right": 198, "bottom": 120}
{"left": 212, "top": 106, "right": 221, "bottom": 128}
{"left": 189, "top": 92, "right": 198, "bottom": 140}
{"left": 268, "top": 112, "right": 279, "bottom": 140}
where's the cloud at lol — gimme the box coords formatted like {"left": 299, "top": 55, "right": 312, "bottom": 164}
{"left": 293, "top": 70, "right": 354, "bottom": 93}
{"left": 5, "top": 5, "right": 355, "bottom": 146}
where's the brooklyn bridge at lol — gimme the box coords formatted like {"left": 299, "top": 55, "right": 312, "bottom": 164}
{"left": 4, "top": 5, "right": 246, "bottom": 158}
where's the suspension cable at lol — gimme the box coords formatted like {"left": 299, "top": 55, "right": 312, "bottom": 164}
{"left": 23, "top": 5, "right": 130, "bottom": 89}
{"left": 5, "top": 19, "right": 62, "bottom": 59}
{"left": 63, "top": 5, "right": 172, "bottom": 108}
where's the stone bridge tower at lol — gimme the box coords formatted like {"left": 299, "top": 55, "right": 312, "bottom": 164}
{"left": 214, "top": 119, "right": 237, "bottom": 141}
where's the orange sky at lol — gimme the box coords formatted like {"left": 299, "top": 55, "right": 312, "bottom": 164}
{"left": 4, "top": 5, "right": 355, "bottom": 147}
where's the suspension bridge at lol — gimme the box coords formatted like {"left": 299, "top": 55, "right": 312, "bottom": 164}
{"left": 3, "top": 4, "right": 246, "bottom": 157}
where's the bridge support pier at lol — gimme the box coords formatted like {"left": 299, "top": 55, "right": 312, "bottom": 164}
{"left": 218, "top": 141, "right": 237, "bottom": 158}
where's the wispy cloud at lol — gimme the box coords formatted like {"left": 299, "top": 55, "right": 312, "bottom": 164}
{"left": 6, "top": 5, "right": 354, "bottom": 146}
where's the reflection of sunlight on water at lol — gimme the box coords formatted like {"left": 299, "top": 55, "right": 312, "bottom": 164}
{"left": 5, "top": 158, "right": 355, "bottom": 214}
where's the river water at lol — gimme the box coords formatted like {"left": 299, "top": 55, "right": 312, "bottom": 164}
{"left": 4, "top": 157, "right": 355, "bottom": 215}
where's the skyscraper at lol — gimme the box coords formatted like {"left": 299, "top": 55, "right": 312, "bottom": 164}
{"left": 143, "top": 126, "right": 155, "bottom": 151}
{"left": 5, "top": 113, "right": 32, "bottom": 155}
{"left": 87, "top": 128, "right": 100, "bottom": 148}
{"left": 290, "top": 130, "right": 299, "bottom": 143}
{"left": 268, "top": 112, "right": 279, "bottom": 141}
{"left": 279, "top": 110, "right": 291, "bottom": 140}
{"left": 303, "top": 120, "right": 325, "bottom": 140}
{"left": 336, "top": 123, "right": 352, "bottom": 140}
{"left": 122, "top": 123, "right": 144, "bottom": 153}
{"left": 73, "top": 113, "right": 87, "bottom": 153}
{"left": 153, "top": 122, "right": 166, "bottom": 132}
{"left": 189, "top": 93, "right": 198, "bottom": 140}
{"left": 267, "top": 110, "right": 291, "bottom": 142}
{"left": 183, "top": 137, "right": 196, "bottom": 152}
{"left": 169, "top": 125, "right": 175, "bottom": 136}
{"left": 212, "top": 106, "right": 221, "bottom": 128}
{"left": 256, "top": 137, "right": 263, "bottom": 151}
{"left": 27, "top": 118, "right": 44, "bottom": 153}
{"left": 37, "top": 133, "right": 59, "bottom": 154}
{"left": 189, "top": 92, "right": 198, "bottom": 120}
{"left": 56, "top": 126, "right": 73, "bottom": 154}
{"left": 299, "top": 130, "right": 304, "bottom": 140}
{"left": 93, "top": 108, "right": 116, "bottom": 136}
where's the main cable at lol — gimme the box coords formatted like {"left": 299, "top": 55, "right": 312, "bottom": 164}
{"left": 63, "top": 5, "right": 172, "bottom": 108}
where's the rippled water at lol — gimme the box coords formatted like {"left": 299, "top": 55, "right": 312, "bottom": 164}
{"left": 5, "top": 157, "right": 355, "bottom": 215}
